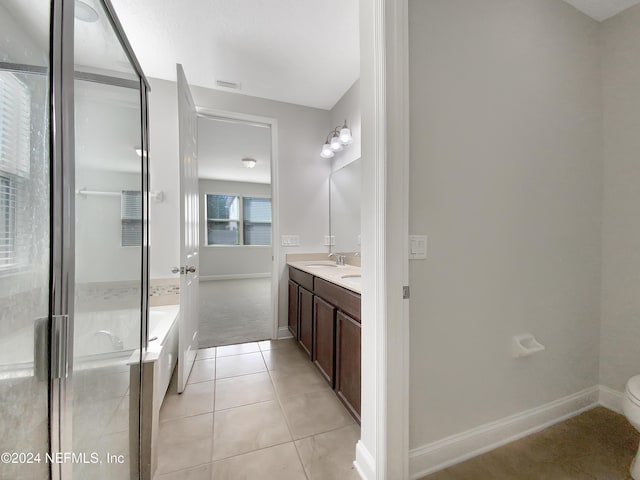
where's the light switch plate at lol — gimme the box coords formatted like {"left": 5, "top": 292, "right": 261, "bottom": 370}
{"left": 409, "top": 235, "right": 427, "bottom": 260}
{"left": 281, "top": 235, "right": 300, "bottom": 247}
{"left": 323, "top": 235, "right": 335, "bottom": 246}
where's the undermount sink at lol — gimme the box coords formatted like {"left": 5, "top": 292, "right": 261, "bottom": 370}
{"left": 305, "top": 263, "right": 338, "bottom": 268}
{"left": 340, "top": 275, "right": 362, "bottom": 286}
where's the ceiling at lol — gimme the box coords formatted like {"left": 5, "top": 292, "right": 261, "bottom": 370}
{"left": 197, "top": 116, "right": 272, "bottom": 184}
{"left": 562, "top": 0, "right": 640, "bottom": 21}
{"left": 110, "top": 0, "right": 360, "bottom": 110}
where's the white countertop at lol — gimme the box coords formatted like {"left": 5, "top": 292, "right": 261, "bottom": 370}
{"left": 287, "top": 260, "right": 361, "bottom": 294}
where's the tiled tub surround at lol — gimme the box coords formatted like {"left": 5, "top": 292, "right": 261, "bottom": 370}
{"left": 149, "top": 278, "right": 180, "bottom": 307}
{"left": 155, "top": 339, "right": 360, "bottom": 480}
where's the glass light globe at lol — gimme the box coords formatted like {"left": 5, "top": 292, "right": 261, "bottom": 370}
{"left": 330, "top": 135, "right": 344, "bottom": 152}
{"left": 339, "top": 127, "right": 353, "bottom": 145}
{"left": 321, "top": 143, "right": 335, "bottom": 159}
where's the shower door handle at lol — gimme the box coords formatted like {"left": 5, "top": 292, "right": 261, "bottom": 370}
{"left": 51, "top": 314, "right": 70, "bottom": 379}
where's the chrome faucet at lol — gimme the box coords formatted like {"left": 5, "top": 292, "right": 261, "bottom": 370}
{"left": 328, "top": 252, "right": 346, "bottom": 266}
{"left": 94, "top": 330, "right": 124, "bottom": 351}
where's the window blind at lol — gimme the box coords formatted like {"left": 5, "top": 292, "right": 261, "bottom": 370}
{"left": 0, "top": 175, "right": 16, "bottom": 268}
{"left": 0, "top": 72, "right": 31, "bottom": 177}
{"left": 243, "top": 197, "right": 272, "bottom": 245}
{"left": 121, "top": 190, "right": 142, "bottom": 247}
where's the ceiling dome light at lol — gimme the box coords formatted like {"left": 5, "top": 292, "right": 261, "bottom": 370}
{"left": 330, "top": 135, "right": 344, "bottom": 152}
{"left": 75, "top": 0, "right": 99, "bottom": 23}
{"left": 241, "top": 157, "right": 257, "bottom": 168}
{"left": 320, "top": 143, "right": 335, "bottom": 159}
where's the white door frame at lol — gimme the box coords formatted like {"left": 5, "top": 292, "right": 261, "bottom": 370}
{"left": 195, "top": 106, "right": 280, "bottom": 340}
{"left": 356, "top": 0, "right": 410, "bottom": 479}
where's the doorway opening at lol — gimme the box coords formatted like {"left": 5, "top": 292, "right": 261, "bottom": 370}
{"left": 195, "top": 109, "right": 279, "bottom": 348}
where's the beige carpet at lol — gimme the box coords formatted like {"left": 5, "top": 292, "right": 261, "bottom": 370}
{"left": 198, "top": 278, "right": 272, "bottom": 348}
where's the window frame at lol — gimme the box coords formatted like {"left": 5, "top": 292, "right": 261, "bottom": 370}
{"left": 204, "top": 193, "right": 272, "bottom": 247}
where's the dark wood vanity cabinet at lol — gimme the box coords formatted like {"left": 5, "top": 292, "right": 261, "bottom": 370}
{"left": 336, "top": 311, "right": 361, "bottom": 422}
{"left": 288, "top": 265, "right": 361, "bottom": 422}
{"left": 313, "top": 296, "right": 336, "bottom": 385}
{"left": 287, "top": 280, "right": 299, "bottom": 338}
{"left": 298, "top": 287, "right": 314, "bottom": 358}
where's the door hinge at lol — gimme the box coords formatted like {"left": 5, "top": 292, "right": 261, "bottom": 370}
{"left": 403, "top": 286, "right": 410, "bottom": 299}
{"left": 51, "top": 314, "right": 70, "bottom": 379}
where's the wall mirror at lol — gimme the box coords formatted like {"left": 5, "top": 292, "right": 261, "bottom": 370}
{"left": 329, "top": 158, "right": 361, "bottom": 254}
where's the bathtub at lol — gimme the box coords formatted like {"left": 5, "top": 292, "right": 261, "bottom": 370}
{"left": 0, "top": 305, "right": 178, "bottom": 384}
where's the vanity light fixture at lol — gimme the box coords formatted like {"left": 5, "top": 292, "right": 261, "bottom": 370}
{"left": 241, "top": 157, "right": 257, "bottom": 169}
{"left": 320, "top": 120, "right": 353, "bottom": 159}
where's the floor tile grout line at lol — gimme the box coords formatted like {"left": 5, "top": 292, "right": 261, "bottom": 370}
{"left": 265, "top": 361, "right": 310, "bottom": 480}
{"left": 156, "top": 460, "right": 211, "bottom": 478}
{"left": 213, "top": 397, "right": 276, "bottom": 413}
{"left": 211, "top": 350, "right": 218, "bottom": 467}
{"left": 208, "top": 439, "right": 301, "bottom": 467}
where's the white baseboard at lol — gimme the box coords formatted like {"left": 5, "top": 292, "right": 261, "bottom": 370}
{"left": 354, "top": 440, "right": 375, "bottom": 480}
{"left": 599, "top": 385, "right": 625, "bottom": 414}
{"left": 409, "top": 386, "right": 599, "bottom": 479}
{"left": 277, "top": 326, "right": 293, "bottom": 339}
{"left": 200, "top": 273, "right": 271, "bottom": 282}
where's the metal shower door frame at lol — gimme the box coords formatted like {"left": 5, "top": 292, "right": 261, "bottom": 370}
{"left": 48, "top": 1, "right": 151, "bottom": 479}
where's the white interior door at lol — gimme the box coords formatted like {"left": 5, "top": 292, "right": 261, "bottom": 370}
{"left": 177, "top": 64, "right": 200, "bottom": 393}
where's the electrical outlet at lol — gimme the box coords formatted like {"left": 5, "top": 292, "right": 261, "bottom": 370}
{"left": 323, "top": 235, "right": 335, "bottom": 246}
{"left": 281, "top": 235, "right": 300, "bottom": 247}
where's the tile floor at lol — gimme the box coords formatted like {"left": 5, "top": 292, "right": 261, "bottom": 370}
{"left": 155, "top": 338, "right": 360, "bottom": 480}
{"left": 420, "top": 407, "right": 638, "bottom": 480}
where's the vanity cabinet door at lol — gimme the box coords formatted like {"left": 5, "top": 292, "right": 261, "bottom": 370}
{"left": 288, "top": 280, "right": 299, "bottom": 338}
{"left": 336, "top": 311, "right": 361, "bottom": 422}
{"left": 298, "top": 287, "right": 314, "bottom": 358}
{"left": 313, "top": 296, "right": 336, "bottom": 386}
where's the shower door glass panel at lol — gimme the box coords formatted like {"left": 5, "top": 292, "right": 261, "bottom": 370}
{"left": 0, "top": 1, "right": 51, "bottom": 479}
{"left": 72, "top": 1, "right": 143, "bottom": 478}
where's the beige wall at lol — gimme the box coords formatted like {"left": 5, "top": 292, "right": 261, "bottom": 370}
{"left": 600, "top": 3, "right": 640, "bottom": 392}
{"left": 408, "top": 0, "right": 603, "bottom": 447}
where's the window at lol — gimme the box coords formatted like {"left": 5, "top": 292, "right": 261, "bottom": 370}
{"left": 243, "top": 197, "right": 272, "bottom": 245}
{"left": 121, "top": 190, "right": 142, "bottom": 247}
{"left": 205, "top": 194, "right": 271, "bottom": 246}
{"left": 206, "top": 194, "right": 240, "bottom": 245}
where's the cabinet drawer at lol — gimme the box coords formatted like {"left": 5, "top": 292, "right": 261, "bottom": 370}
{"left": 289, "top": 267, "right": 314, "bottom": 292}
{"left": 314, "top": 278, "right": 361, "bottom": 322}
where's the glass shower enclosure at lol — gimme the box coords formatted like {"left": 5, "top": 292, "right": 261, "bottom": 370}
{"left": 0, "top": 1, "right": 150, "bottom": 479}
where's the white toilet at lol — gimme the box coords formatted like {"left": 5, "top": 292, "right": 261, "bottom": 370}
{"left": 624, "top": 375, "right": 640, "bottom": 479}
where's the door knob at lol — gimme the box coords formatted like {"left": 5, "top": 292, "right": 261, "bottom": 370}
{"left": 171, "top": 267, "right": 183, "bottom": 274}
{"left": 186, "top": 266, "right": 196, "bottom": 274}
